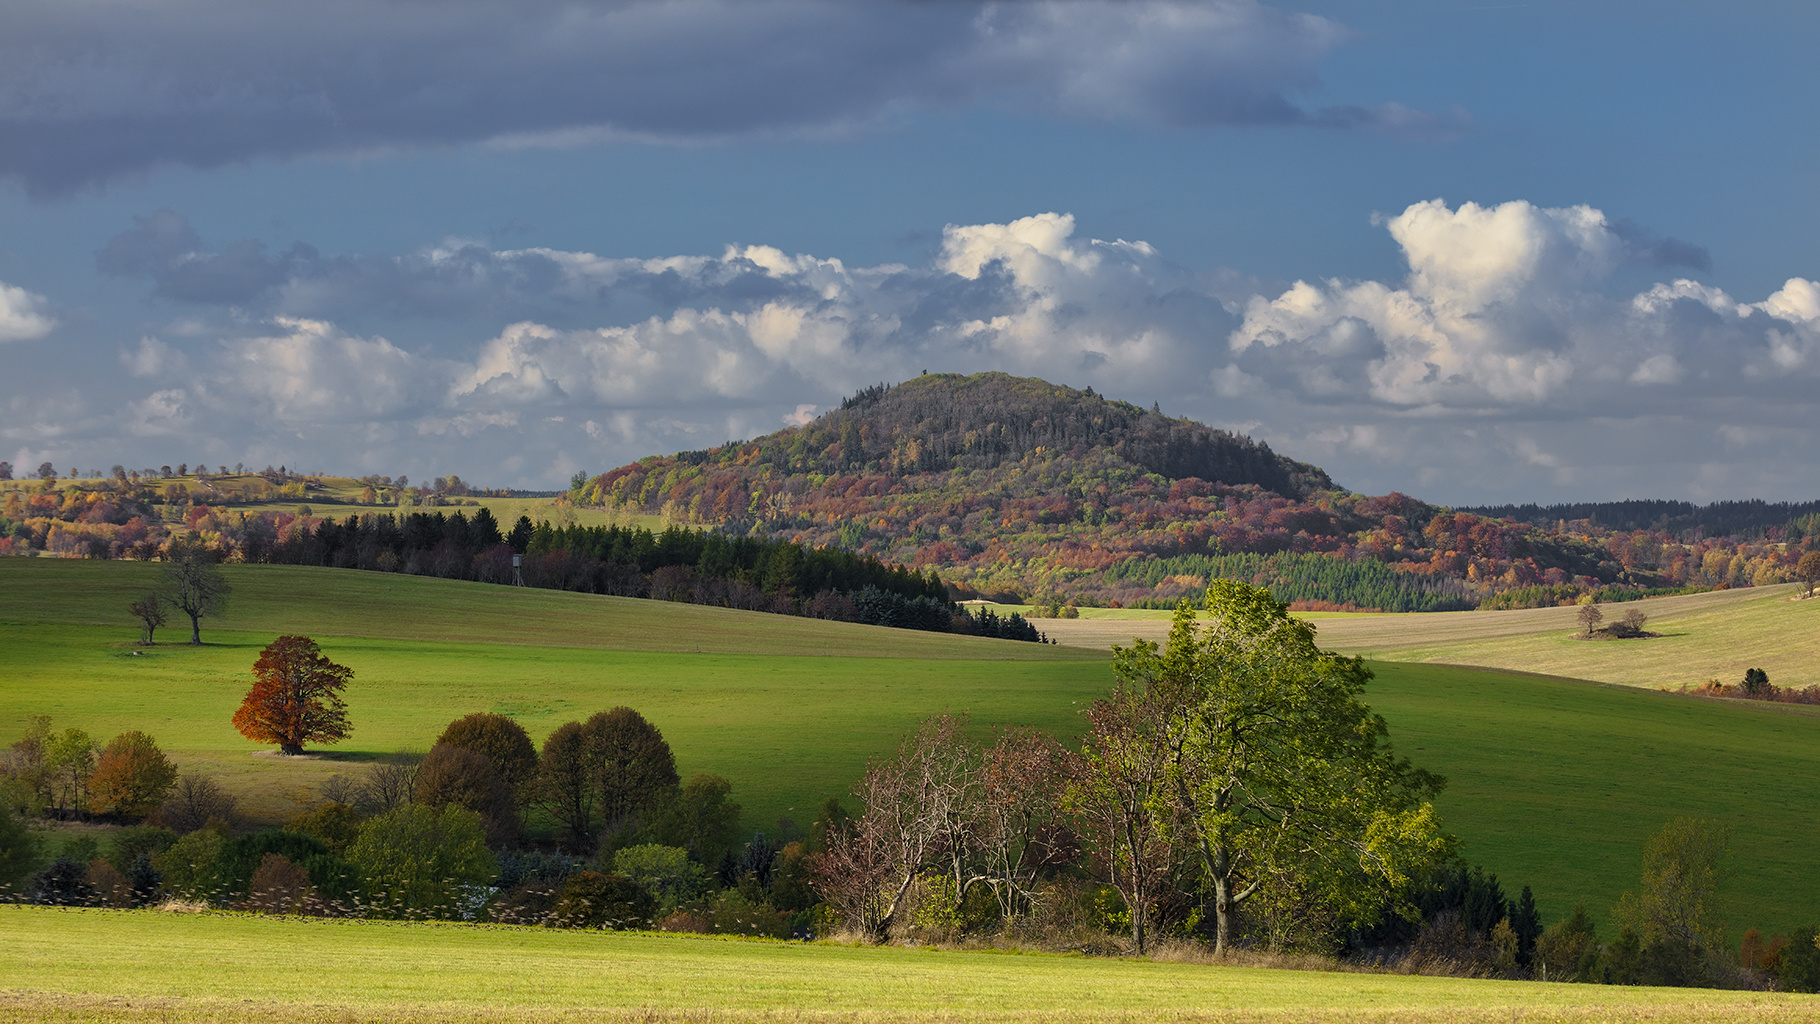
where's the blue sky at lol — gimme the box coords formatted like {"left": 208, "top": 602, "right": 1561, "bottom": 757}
{"left": 2, "top": 0, "right": 1814, "bottom": 503}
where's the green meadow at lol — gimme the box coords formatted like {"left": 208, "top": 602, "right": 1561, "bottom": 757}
{"left": 6, "top": 559, "right": 1820, "bottom": 937}
{"left": 1, "top": 907, "right": 1812, "bottom": 1024}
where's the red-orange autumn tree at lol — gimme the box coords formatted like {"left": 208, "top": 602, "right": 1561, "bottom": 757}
{"left": 233, "top": 635, "right": 352, "bottom": 755}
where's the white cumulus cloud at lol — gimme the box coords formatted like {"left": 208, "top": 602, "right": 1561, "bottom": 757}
{"left": 19, "top": 204, "right": 1820, "bottom": 500}
{"left": 1229, "top": 198, "right": 1820, "bottom": 413}
{"left": 0, "top": 280, "right": 56, "bottom": 342}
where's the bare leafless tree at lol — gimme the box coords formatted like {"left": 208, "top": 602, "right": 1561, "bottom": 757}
{"left": 356, "top": 751, "right": 421, "bottom": 813}
{"left": 127, "top": 591, "right": 167, "bottom": 645}
{"left": 1068, "top": 681, "right": 1180, "bottom": 954}
{"left": 812, "top": 713, "right": 978, "bottom": 941}
{"left": 157, "top": 772, "right": 238, "bottom": 833}
{"left": 971, "top": 727, "right": 1075, "bottom": 921}
{"left": 1577, "top": 603, "right": 1604, "bottom": 634}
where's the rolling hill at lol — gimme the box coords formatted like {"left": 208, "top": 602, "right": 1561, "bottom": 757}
{"left": 574, "top": 372, "right": 1811, "bottom": 611}
{"left": 7, "top": 559, "right": 1820, "bottom": 938}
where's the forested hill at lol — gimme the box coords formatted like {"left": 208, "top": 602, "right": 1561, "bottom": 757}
{"left": 576, "top": 373, "right": 1810, "bottom": 611}
{"left": 1462, "top": 499, "right": 1820, "bottom": 541}
{"left": 668, "top": 373, "right": 1334, "bottom": 499}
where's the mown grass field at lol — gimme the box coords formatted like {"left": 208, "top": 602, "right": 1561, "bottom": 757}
{"left": 1, "top": 907, "right": 1813, "bottom": 1024}
{"left": 6, "top": 560, "right": 1820, "bottom": 936}
{"left": 1039, "top": 584, "right": 1820, "bottom": 691}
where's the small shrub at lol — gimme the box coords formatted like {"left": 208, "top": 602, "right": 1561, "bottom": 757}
{"left": 0, "top": 803, "right": 42, "bottom": 889}
{"left": 156, "top": 774, "right": 237, "bottom": 834}
{"left": 656, "top": 908, "right": 713, "bottom": 933}
{"left": 124, "top": 853, "right": 164, "bottom": 907}
{"left": 708, "top": 887, "right": 791, "bottom": 939}
{"left": 216, "top": 831, "right": 329, "bottom": 901}
{"left": 84, "top": 858, "right": 135, "bottom": 907}
{"left": 239, "top": 853, "right": 315, "bottom": 915}
{"left": 489, "top": 879, "right": 565, "bottom": 926}
{"left": 26, "top": 857, "right": 96, "bottom": 906}
{"left": 550, "top": 871, "right": 656, "bottom": 930}
{"left": 612, "top": 843, "right": 711, "bottom": 915}
{"left": 152, "top": 822, "right": 228, "bottom": 902}
{"left": 288, "top": 802, "right": 360, "bottom": 855}
{"left": 106, "top": 824, "right": 176, "bottom": 875}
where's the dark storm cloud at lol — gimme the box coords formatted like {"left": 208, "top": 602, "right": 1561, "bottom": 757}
{"left": 2, "top": 0, "right": 1437, "bottom": 196}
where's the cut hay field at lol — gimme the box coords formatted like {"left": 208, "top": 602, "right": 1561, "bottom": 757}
{"left": 7, "top": 561, "right": 1820, "bottom": 935}
{"left": 0, "top": 908, "right": 1812, "bottom": 1024}
{"left": 1039, "top": 584, "right": 1820, "bottom": 690}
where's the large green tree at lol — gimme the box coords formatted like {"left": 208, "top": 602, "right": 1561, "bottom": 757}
{"left": 1112, "top": 581, "right": 1452, "bottom": 954}
{"left": 536, "top": 707, "right": 680, "bottom": 852}
{"left": 1613, "top": 817, "right": 1730, "bottom": 954}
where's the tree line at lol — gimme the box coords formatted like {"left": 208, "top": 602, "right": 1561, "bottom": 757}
{"left": 139, "top": 510, "right": 1044, "bottom": 644}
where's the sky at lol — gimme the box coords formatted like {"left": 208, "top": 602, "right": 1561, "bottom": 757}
{"left": 2, "top": 0, "right": 1815, "bottom": 504}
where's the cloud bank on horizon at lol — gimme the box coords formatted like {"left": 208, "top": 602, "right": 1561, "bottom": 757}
{"left": 7, "top": 199, "right": 1817, "bottom": 502}
{"left": 0, "top": 0, "right": 1452, "bottom": 197}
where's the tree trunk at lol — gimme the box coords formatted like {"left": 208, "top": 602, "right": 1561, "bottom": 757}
{"left": 1213, "top": 873, "right": 1232, "bottom": 956}
{"left": 188, "top": 612, "right": 201, "bottom": 644}
{"left": 280, "top": 742, "right": 303, "bottom": 755}
{"left": 1132, "top": 890, "right": 1147, "bottom": 954}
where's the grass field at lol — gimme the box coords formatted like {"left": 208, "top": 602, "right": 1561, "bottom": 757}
{"left": 1038, "top": 585, "right": 1820, "bottom": 691}
{"left": 7, "top": 560, "right": 1820, "bottom": 936}
{"left": 1, "top": 908, "right": 1812, "bottom": 1023}
{"left": 0, "top": 560, "right": 1104, "bottom": 830}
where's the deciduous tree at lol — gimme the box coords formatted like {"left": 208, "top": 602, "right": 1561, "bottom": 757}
{"left": 973, "top": 727, "right": 1074, "bottom": 921}
{"left": 1577, "top": 603, "right": 1603, "bottom": 634}
{"left": 434, "top": 712, "right": 537, "bottom": 798}
{"left": 89, "top": 731, "right": 178, "bottom": 818}
{"left": 162, "top": 539, "right": 230, "bottom": 644}
{"left": 1614, "top": 817, "right": 1731, "bottom": 953}
{"left": 127, "top": 592, "right": 166, "bottom": 645}
{"left": 1069, "top": 683, "right": 1179, "bottom": 954}
{"left": 44, "top": 728, "right": 98, "bottom": 816}
{"left": 414, "top": 742, "right": 519, "bottom": 847}
{"left": 157, "top": 772, "right": 237, "bottom": 833}
{"left": 1799, "top": 551, "right": 1820, "bottom": 598}
{"left": 1118, "top": 583, "right": 1451, "bottom": 954}
{"left": 233, "top": 636, "right": 352, "bottom": 756}
{"left": 810, "top": 713, "right": 977, "bottom": 942}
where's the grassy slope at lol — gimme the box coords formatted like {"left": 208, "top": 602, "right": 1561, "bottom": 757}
{"left": 1, "top": 908, "right": 1811, "bottom": 1024}
{"left": 1038, "top": 585, "right": 1820, "bottom": 690}
{"left": 1366, "top": 662, "right": 1820, "bottom": 937}
{"left": 7, "top": 561, "right": 1820, "bottom": 934}
{"left": 0, "top": 560, "right": 1105, "bottom": 829}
